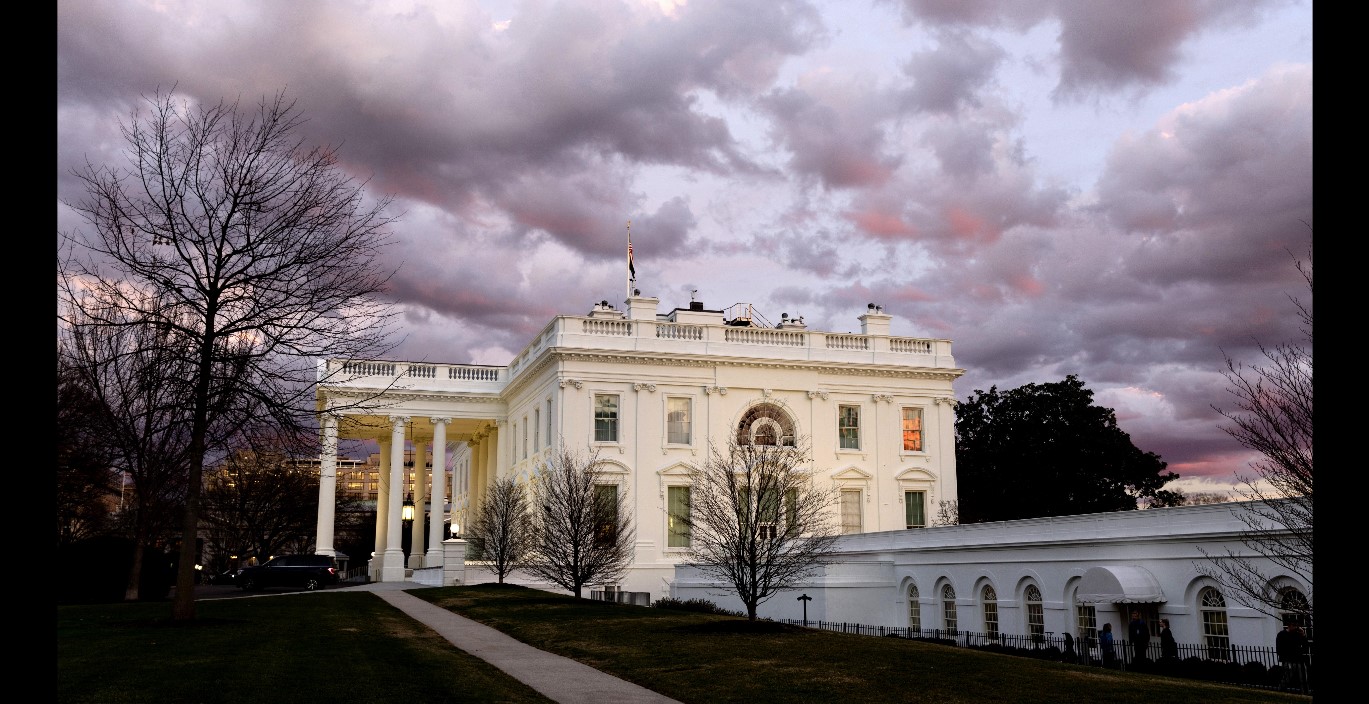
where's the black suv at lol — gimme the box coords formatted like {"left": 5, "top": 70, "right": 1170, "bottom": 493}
{"left": 236, "top": 555, "right": 339, "bottom": 592}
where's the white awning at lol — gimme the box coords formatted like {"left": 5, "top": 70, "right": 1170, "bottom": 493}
{"left": 1075, "top": 565, "right": 1166, "bottom": 604}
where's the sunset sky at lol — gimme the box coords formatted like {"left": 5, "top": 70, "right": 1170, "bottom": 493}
{"left": 57, "top": 1, "right": 1313, "bottom": 498}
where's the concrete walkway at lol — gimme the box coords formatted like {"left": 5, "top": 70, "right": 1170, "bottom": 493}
{"left": 339, "top": 581, "right": 683, "bottom": 704}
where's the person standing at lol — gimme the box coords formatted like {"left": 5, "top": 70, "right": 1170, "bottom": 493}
{"left": 1128, "top": 610, "right": 1151, "bottom": 665}
{"left": 1159, "top": 618, "right": 1178, "bottom": 660}
{"left": 1100, "top": 622, "right": 1116, "bottom": 668}
{"left": 1276, "top": 620, "right": 1309, "bottom": 694}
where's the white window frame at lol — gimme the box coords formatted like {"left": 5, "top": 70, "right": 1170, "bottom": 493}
{"left": 982, "top": 585, "right": 999, "bottom": 639}
{"left": 942, "top": 584, "right": 958, "bottom": 635}
{"left": 838, "top": 404, "right": 861, "bottom": 450}
{"left": 900, "top": 406, "right": 925, "bottom": 453}
{"left": 1025, "top": 584, "right": 1044, "bottom": 642}
{"left": 840, "top": 488, "right": 863, "bottom": 535}
{"left": 666, "top": 396, "right": 693, "bottom": 446}
{"left": 666, "top": 484, "right": 691, "bottom": 549}
{"left": 1200, "top": 587, "right": 1231, "bottom": 660}
{"left": 593, "top": 393, "right": 620, "bottom": 443}
{"left": 908, "top": 584, "right": 921, "bottom": 633}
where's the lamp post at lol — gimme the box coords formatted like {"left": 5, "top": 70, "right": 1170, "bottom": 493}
{"left": 798, "top": 593, "right": 812, "bottom": 626}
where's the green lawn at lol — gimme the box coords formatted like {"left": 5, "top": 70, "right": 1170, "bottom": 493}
{"left": 59, "top": 584, "right": 1310, "bottom": 704}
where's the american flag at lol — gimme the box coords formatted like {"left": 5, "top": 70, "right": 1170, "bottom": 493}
{"left": 628, "top": 240, "right": 635, "bottom": 280}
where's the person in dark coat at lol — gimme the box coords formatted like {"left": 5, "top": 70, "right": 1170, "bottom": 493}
{"left": 1159, "top": 618, "right": 1178, "bottom": 660}
{"left": 1276, "top": 620, "right": 1309, "bottom": 694}
{"left": 1128, "top": 609, "right": 1151, "bottom": 664}
{"left": 1100, "top": 622, "right": 1116, "bottom": 668}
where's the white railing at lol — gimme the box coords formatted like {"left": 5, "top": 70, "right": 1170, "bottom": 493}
{"left": 724, "top": 327, "right": 805, "bottom": 346}
{"left": 657, "top": 324, "right": 704, "bottom": 340}
{"left": 826, "top": 334, "right": 869, "bottom": 350}
{"left": 341, "top": 361, "right": 395, "bottom": 376}
{"left": 583, "top": 319, "right": 633, "bottom": 336}
{"left": 449, "top": 365, "right": 500, "bottom": 381}
{"left": 890, "top": 338, "right": 933, "bottom": 354}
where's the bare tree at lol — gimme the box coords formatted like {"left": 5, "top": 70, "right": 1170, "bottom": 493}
{"left": 58, "top": 88, "right": 399, "bottom": 620}
{"left": 200, "top": 447, "right": 350, "bottom": 567}
{"left": 684, "top": 437, "right": 840, "bottom": 621}
{"left": 57, "top": 353, "right": 119, "bottom": 546}
{"left": 1200, "top": 247, "right": 1312, "bottom": 620}
{"left": 467, "top": 475, "right": 536, "bottom": 583}
{"left": 526, "top": 446, "right": 635, "bottom": 598}
{"left": 61, "top": 301, "right": 196, "bottom": 600}
{"left": 934, "top": 499, "right": 960, "bottom": 526}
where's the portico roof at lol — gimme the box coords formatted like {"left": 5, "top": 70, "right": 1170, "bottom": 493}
{"left": 1075, "top": 565, "right": 1166, "bottom": 604}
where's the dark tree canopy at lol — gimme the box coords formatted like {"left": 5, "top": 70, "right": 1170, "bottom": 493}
{"left": 954, "top": 375, "right": 1180, "bottom": 523}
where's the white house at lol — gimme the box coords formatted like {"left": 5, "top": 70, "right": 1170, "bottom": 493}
{"left": 313, "top": 293, "right": 962, "bottom": 593}
{"left": 310, "top": 291, "right": 1309, "bottom": 652}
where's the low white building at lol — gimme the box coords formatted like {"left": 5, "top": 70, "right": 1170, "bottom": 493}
{"left": 671, "top": 500, "right": 1311, "bottom": 652}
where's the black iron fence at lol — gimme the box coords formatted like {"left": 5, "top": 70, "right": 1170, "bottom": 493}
{"left": 776, "top": 619, "right": 1312, "bottom": 694}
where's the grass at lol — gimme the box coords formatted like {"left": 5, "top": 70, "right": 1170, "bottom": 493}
{"left": 59, "top": 583, "right": 1311, "bottom": 704}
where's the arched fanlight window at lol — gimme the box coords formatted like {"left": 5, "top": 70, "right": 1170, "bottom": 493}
{"left": 1200, "top": 587, "right": 1230, "bottom": 660}
{"left": 1279, "top": 586, "right": 1313, "bottom": 640}
{"left": 736, "top": 403, "right": 796, "bottom": 446}
{"left": 942, "top": 584, "right": 958, "bottom": 634}
{"left": 1025, "top": 585, "right": 1045, "bottom": 642}
{"left": 908, "top": 583, "right": 921, "bottom": 633}
{"left": 982, "top": 585, "right": 999, "bottom": 639}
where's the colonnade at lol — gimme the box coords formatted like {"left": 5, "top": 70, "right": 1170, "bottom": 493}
{"left": 313, "top": 413, "right": 505, "bottom": 582}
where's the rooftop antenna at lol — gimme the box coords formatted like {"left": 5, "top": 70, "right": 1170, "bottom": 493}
{"left": 691, "top": 289, "right": 698, "bottom": 302}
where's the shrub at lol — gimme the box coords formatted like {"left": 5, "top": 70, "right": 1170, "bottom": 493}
{"left": 651, "top": 597, "right": 741, "bottom": 615}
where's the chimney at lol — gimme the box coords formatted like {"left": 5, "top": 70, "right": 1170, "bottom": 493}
{"left": 859, "top": 303, "right": 892, "bottom": 336}
{"left": 625, "top": 292, "right": 659, "bottom": 321}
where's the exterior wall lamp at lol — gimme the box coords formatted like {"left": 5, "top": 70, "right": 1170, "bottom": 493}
{"left": 402, "top": 493, "right": 416, "bottom": 522}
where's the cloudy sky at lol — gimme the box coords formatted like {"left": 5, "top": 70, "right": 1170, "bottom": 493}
{"left": 57, "top": 0, "right": 1313, "bottom": 497}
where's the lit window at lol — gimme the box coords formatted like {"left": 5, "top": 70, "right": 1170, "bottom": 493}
{"left": 840, "top": 489, "right": 863, "bottom": 534}
{"left": 982, "top": 585, "right": 999, "bottom": 638}
{"left": 1200, "top": 587, "right": 1231, "bottom": 660}
{"left": 667, "top": 486, "right": 691, "bottom": 548}
{"left": 667, "top": 397, "right": 692, "bottom": 444}
{"left": 594, "top": 395, "right": 619, "bottom": 442}
{"left": 838, "top": 405, "right": 861, "bottom": 450}
{"left": 908, "top": 584, "right": 921, "bottom": 633}
{"left": 905, "top": 491, "right": 926, "bottom": 529}
{"left": 902, "top": 407, "right": 923, "bottom": 451}
{"left": 942, "top": 585, "right": 958, "bottom": 634}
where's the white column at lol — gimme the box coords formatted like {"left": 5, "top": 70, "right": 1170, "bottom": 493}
{"left": 314, "top": 413, "right": 338, "bottom": 556}
{"left": 426, "top": 417, "right": 450, "bottom": 566}
{"left": 374, "top": 438, "right": 390, "bottom": 565}
{"left": 382, "top": 416, "right": 409, "bottom": 581}
{"left": 409, "top": 438, "right": 428, "bottom": 568}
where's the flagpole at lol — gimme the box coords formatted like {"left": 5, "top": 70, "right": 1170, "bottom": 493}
{"left": 626, "top": 219, "right": 634, "bottom": 301}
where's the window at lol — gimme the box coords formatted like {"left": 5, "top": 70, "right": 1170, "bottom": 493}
{"left": 522, "top": 416, "right": 529, "bottom": 459}
{"left": 594, "top": 394, "right": 619, "bottom": 442}
{"left": 743, "top": 486, "right": 783, "bottom": 540}
{"left": 840, "top": 489, "right": 863, "bottom": 534}
{"left": 1200, "top": 587, "right": 1231, "bottom": 660}
{"left": 838, "top": 404, "right": 861, "bottom": 449}
{"left": 534, "top": 409, "right": 540, "bottom": 451}
{"left": 982, "top": 585, "right": 999, "bottom": 638}
{"left": 905, "top": 491, "right": 926, "bottom": 529}
{"left": 546, "top": 399, "right": 553, "bottom": 447}
{"left": 667, "top": 397, "right": 692, "bottom": 444}
{"left": 942, "top": 585, "right": 958, "bottom": 634}
{"left": 594, "top": 484, "right": 619, "bottom": 546}
{"left": 667, "top": 486, "right": 691, "bottom": 548}
{"left": 1076, "top": 601, "right": 1097, "bottom": 643}
{"left": 1025, "top": 585, "right": 1044, "bottom": 643}
{"left": 1279, "top": 586, "right": 1313, "bottom": 640}
{"left": 908, "top": 584, "right": 921, "bottom": 633}
{"left": 901, "top": 407, "right": 923, "bottom": 451}
{"left": 736, "top": 403, "right": 796, "bottom": 446}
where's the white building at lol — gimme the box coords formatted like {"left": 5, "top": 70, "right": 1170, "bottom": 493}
{"left": 313, "top": 293, "right": 962, "bottom": 592}
{"left": 311, "top": 291, "right": 1309, "bottom": 652}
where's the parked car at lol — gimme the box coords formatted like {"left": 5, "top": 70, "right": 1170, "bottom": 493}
{"left": 236, "top": 555, "right": 339, "bottom": 592}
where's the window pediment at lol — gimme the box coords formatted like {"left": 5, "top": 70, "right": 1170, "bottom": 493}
{"left": 895, "top": 467, "right": 937, "bottom": 483}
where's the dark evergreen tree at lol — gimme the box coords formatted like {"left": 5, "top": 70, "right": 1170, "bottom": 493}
{"left": 955, "top": 375, "right": 1180, "bottom": 523}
